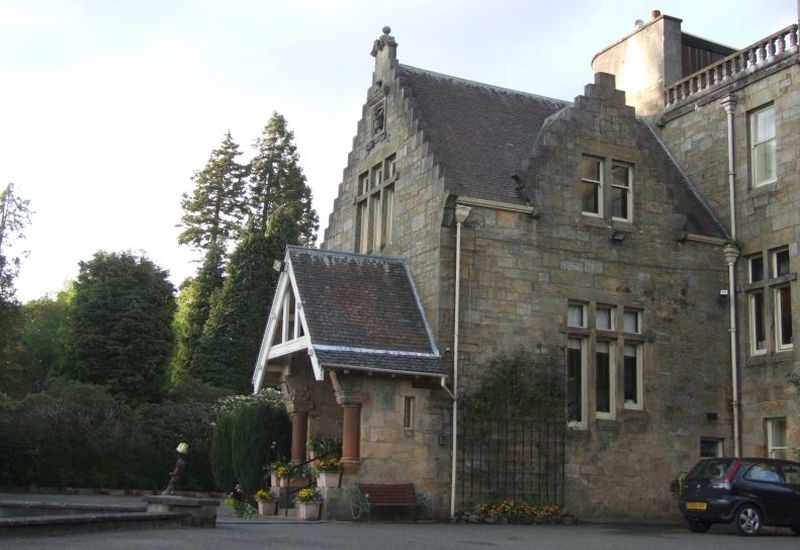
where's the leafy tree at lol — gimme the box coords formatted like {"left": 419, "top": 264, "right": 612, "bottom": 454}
{"left": 249, "top": 113, "right": 318, "bottom": 246}
{"left": 2, "top": 289, "right": 73, "bottom": 397}
{"left": 172, "top": 242, "right": 225, "bottom": 382}
{"left": 192, "top": 207, "right": 300, "bottom": 393}
{"left": 63, "top": 251, "right": 176, "bottom": 403}
{"left": 179, "top": 132, "right": 248, "bottom": 254}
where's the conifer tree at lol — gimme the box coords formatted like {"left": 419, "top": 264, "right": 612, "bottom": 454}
{"left": 191, "top": 207, "right": 301, "bottom": 393}
{"left": 249, "top": 113, "right": 318, "bottom": 246}
{"left": 179, "top": 132, "right": 248, "bottom": 254}
{"left": 172, "top": 242, "right": 225, "bottom": 382}
{"left": 63, "top": 251, "right": 176, "bottom": 403}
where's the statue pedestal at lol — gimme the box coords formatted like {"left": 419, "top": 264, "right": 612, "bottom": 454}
{"left": 143, "top": 495, "right": 220, "bottom": 527}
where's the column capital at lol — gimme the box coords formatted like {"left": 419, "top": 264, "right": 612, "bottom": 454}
{"left": 281, "top": 380, "right": 312, "bottom": 414}
{"left": 329, "top": 371, "right": 369, "bottom": 406}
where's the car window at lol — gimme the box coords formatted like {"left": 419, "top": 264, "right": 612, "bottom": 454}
{"left": 687, "top": 458, "right": 733, "bottom": 481}
{"left": 781, "top": 463, "right": 800, "bottom": 485}
{"left": 744, "top": 462, "right": 783, "bottom": 483}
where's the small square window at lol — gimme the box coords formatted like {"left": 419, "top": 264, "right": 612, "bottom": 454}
{"left": 623, "top": 310, "right": 640, "bottom": 333}
{"left": 700, "top": 438, "right": 723, "bottom": 459}
{"left": 771, "top": 248, "right": 790, "bottom": 278}
{"left": 568, "top": 303, "right": 586, "bottom": 328}
{"left": 596, "top": 306, "right": 613, "bottom": 330}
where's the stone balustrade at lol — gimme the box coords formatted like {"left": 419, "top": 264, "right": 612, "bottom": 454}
{"left": 665, "top": 24, "right": 798, "bottom": 108}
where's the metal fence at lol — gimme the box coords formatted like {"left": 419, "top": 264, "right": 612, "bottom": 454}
{"left": 457, "top": 412, "right": 565, "bottom": 509}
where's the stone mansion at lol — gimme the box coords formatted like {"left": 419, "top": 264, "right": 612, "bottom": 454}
{"left": 252, "top": 12, "right": 798, "bottom": 520}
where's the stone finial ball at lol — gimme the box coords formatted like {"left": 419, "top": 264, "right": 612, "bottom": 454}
{"left": 383, "top": 26, "right": 391, "bottom": 35}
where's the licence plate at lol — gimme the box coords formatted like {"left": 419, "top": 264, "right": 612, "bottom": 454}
{"left": 686, "top": 502, "right": 707, "bottom": 510}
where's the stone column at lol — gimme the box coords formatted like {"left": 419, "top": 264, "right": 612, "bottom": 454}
{"left": 329, "top": 371, "right": 368, "bottom": 473}
{"left": 290, "top": 412, "right": 309, "bottom": 463}
{"left": 282, "top": 380, "right": 312, "bottom": 463}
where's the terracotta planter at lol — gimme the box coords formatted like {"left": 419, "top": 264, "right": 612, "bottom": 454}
{"left": 258, "top": 500, "right": 277, "bottom": 516}
{"left": 317, "top": 471, "right": 342, "bottom": 488}
{"left": 297, "top": 501, "right": 320, "bottom": 520}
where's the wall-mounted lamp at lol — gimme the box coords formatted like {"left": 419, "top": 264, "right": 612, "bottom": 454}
{"left": 718, "top": 289, "right": 729, "bottom": 304}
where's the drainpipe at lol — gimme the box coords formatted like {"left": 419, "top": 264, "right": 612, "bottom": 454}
{"left": 450, "top": 203, "right": 471, "bottom": 519}
{"left": 721, "top": 94, "right": 741, "bottom": 458}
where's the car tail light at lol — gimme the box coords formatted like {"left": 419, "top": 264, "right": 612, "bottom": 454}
{"left": 712, "top": 459, "right": 741, "bottom": 490}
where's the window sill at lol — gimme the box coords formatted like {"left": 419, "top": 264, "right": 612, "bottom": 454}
{"left": 749, "top": 179, "right": 777, "bottom": 194}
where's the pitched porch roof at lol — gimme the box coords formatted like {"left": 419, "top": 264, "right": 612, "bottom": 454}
{"left": 252, "top": 247, "right": 444, "bottom": 392}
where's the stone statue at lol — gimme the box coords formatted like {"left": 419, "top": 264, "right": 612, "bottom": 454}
{"left": 162, "top": 442, "right": 189, "bottom": 495}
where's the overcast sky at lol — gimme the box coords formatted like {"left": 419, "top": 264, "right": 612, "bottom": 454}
{"left": 2, "top": 0, "right": 796, "bottom": 301}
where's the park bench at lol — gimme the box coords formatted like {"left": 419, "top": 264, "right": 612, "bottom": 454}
{"left": 356, "top": 483, "right": 417, "bottom": 520}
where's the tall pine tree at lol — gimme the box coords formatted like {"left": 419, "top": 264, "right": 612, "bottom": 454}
{"left": 249, "top": 113, "right": 318, "bottom": 246}
{"left": 179, "top": 132, "right": 248, "bottom": 254}
{"left": 191, "top": 207, "right": 301, "bottom": 393}
{"left": 172, "top": 241, "right": 225, "bottom": 382}
{"left": 175, "top": 133, "right": 247, "bottom": 381}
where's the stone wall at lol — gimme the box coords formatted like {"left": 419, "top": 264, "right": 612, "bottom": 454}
{"left": 435, "top": 74, "right": 731, "bottom": 520}
{"left": 659, "top": 64, "right": 800, "bottom": 458}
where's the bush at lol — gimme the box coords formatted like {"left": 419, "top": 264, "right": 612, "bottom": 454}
{"left": 210, "top": 390, "right": 290, "bottom": 493}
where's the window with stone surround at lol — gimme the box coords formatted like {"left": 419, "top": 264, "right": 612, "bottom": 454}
{"left": 749, "top": 103, "right": 776, "bottom": 187}
{"left": 611, "top": 162, "right": 633, "bottom": 222}
{"left": 745, "top": 246, "right": 793, "bottom": 356}
{"left": 700, "top": 438, "right": 723, "bottom": 458}
{"left": 566, "top": 302, "right": 644, "bottom": 427}
{"left": 580, "top": 156, "right": 602, "bottom": 216}
{"left": 355, "top": 154, "right": 397, "bottom": 254}
{"left": 765, "top": 417, "right": 787, "bottom": 459}
{"left": 403, "top": 395, "right": 415, "bottom": 430}
{"left": 580, "top": 155, "right": 634, "bottom": 221}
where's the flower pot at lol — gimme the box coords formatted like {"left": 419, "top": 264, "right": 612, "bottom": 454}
{"left": 317, "top": 471, "right": 342, "bottom": 488}
{"left": 258, "top": 500, "right": 277, "bottom": 516}
{"left": 297, "top": 501, "right": 320, "bottom": 521}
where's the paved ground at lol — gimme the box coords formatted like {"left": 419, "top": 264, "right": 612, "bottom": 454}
{"left": 2, "top": 493, "right": 798, "bottom": 549}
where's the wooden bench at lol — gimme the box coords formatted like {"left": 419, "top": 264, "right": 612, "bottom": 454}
{"left": 357, "top": 483, "right": 416, "bottom": 520}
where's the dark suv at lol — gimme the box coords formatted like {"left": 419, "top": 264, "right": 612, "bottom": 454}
{"left": 679, "top": 457, "right": 800, "bottom": 535}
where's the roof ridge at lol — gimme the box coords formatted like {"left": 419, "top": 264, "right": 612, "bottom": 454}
{"left": 287, "top": 245, "right": 406, "bottom": 264}
{"left": 398, "top": 64, "right": 569, "bottom": 105}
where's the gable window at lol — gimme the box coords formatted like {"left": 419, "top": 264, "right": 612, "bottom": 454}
{"left": 355, "top": 154, "right": 397, "bottom": 254}
{"left": 750, "top": 104, "right": 776, "bottom": 186}
{"left": 611, "top": 162, "right": 633, "bottom": 221}
{"left": 580, "top": 156, "right": 603, "bottom": 216}
{"left": 765, "top": 418, "right": 787, "bottom": 459}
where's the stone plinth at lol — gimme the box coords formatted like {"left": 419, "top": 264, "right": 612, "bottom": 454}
{"left": 143, "top": 495, "right": 220, "bottom": 527}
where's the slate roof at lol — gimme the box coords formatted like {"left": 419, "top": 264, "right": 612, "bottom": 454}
{"left": 287, "top": 247, "right": 444, "bottom": 376}
{"left": 396, "top": 64, "right": 726, "bottom": 239}
{"left": 397, "top": 64, "right": 569, "bottom": 205}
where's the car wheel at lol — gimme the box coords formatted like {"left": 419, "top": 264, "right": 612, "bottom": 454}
{"left": 686, "top": 518, "right": 711, "bottom": 533}
{"left": 734, "top": 504, "right": 762, "bottom": 536}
